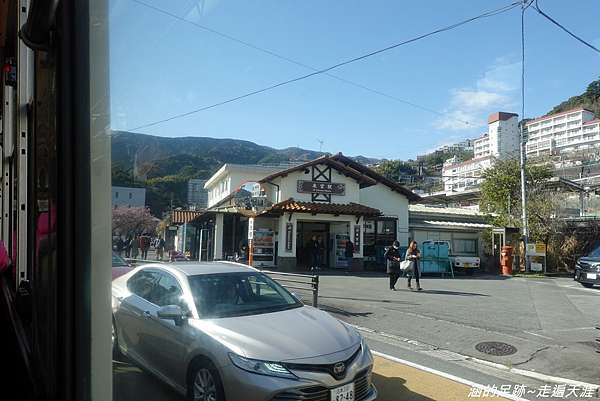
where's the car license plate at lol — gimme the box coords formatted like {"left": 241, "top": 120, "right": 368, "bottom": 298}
{"left": 587, "top": 273, "right": 597, "bottom": 280}
{"left": 464, "top": 263, "right": 471, "bottom": 268}
{"left": 331, "top": 382, "right": 354, "bottom": 401}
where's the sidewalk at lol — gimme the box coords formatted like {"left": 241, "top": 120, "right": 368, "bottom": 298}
{"left": 372, "top": 355, "right": 511, "bottom": 401}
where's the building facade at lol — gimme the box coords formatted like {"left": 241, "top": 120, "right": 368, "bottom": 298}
{"left": 196, "top": 154, "right": 420, "bottom": 271}
{"left": 525, "top": 108, "right": 599, "bottom": 157}
{"left": 408, "top": 204, "right": 490, "bottom": 267}
{"left": 473, "top": 112, "right": 520, "bottom": 159}
{"left": 187, "top": 179, "right": 208, "bottom": 209}
{"left": 111, "top": 186, "right": 146, "bottom": 208}
{"left": 205, "top": 163, "right": 303, "bottom": 208}
{"left": 443, "top": 112, "right": 519, "bottom": 194}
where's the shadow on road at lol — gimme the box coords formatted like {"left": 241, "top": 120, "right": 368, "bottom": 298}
{"left": 320, "top": 295, "right": 420, "bottom": 305}
{"left": 113, "top": 361, "right": 184, "bottom": 401}
{"left": 414, "top": 289, "right": 489, "bottom": 297}
{"left": 319, "top": 304, "right": 374, "bottom": 317}
{"left": 372, "top": 373, "right": 435, "bottom": 401}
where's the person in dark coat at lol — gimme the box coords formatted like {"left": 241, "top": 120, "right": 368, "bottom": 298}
{"left": 405, "top": 240, "right": 422, "bottom": 291}
{"left": 385, "top": 240, "right": 402, "bottom": 291}
{"left": 310, "top": 236, "right": 321, "bottom": 271}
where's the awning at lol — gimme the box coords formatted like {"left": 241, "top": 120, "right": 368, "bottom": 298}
{"left": 171, "top": 210, "right": 204, "bottom": 224}
{"left": 422, "top": 220, "right": 491, "bottom": 229}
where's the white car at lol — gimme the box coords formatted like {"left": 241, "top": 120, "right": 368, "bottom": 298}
{"left": 449, "top": 256, "right": 480, "bottom": 275}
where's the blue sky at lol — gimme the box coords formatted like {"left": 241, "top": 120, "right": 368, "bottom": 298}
{"left": 109, "top": 0, "right": 600, "bottom": 160}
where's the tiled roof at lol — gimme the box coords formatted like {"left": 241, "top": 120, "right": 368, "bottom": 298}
{"left": 171, "top": 210, "right": 204, "bottom": 224}
{"left": 258, "top": 153, "right": 421, "bottom": 203}
{"left": 328, "top": 154, "right": 421, "bottom": 202}
{"left": 268, "top": 199, "right": 381, "bottom": 217}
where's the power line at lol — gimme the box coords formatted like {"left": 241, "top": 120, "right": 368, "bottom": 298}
{"left": 533, "top": 0, "right": 600, "bottom": 54}
{"left": 131, "top": 0, "right": 475, "bottom": 127}
{"left": 128, "top": 1, "right": 521, "bottom": 132}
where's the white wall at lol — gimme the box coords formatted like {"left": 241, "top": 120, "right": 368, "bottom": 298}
{"left": 112, "top": 186, "right": 146, "bottom": 208}
{"left": 275, "top": 165, "right": 360, "bottom": 204}
{"left": 359, "top": 183, "right": 410, "bottom": 245}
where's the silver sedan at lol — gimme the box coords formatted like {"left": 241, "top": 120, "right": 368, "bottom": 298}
{"left": 112, "top": 262, "right": 377, "bottom": 401}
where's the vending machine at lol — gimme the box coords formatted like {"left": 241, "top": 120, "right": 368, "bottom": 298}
{"left": 331, "top": 233, "right": 351, "bottom": 268}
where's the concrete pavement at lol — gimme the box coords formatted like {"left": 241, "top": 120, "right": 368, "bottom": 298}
{"left": 308, "top": 272, "right": 600, "bottom": 386}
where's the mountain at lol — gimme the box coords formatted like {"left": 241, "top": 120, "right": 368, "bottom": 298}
{"left": 111, "top": 131, "right": 380, "bottom": 215}
{"left": 549, "top": 78, "right": 600, "bottom": 117}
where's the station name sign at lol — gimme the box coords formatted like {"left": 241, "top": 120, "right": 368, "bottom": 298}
{"left": 297, "top": 180, "right": 345, "bottom": 195}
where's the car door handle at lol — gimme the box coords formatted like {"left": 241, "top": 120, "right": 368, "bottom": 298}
{"left": 143, "top": 311, "right": 152, "bottom": 319}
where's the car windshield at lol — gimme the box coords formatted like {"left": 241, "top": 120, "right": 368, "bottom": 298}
{"left": 588, "top": 246, "right": 600, "bottom": 258}
{"left": 188, "top": 272, "right": 302, "bottom": 319}
{"left": 112, "top": 253, "right": 128, "bottom": 267}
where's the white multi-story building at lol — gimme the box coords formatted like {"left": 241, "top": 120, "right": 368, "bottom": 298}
{"left": 112, "top": 186, "right": 146, "bottom": 208}
{"left": 205, "top": 163, "right": 303, "bottom": 208}
{"left": 442, "top": 156, "right": 493, "bottom": 193}
{"left": 525, "top": 108, "right": 599, "bottom": 157}
{"left": 473, "top": 112, "right": 519, "bottom": 159}
{"left": 443, "top": 112, "right": 519, "bottom": 193}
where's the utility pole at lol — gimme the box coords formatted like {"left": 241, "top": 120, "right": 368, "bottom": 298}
{"left": 519, "top": 0, "right": 529, "bottom": 271}
{"left": 318, "top": 139, "right": 324, "bottom": 153}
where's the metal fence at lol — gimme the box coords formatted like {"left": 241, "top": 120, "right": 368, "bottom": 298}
{"left": 260, "top": 270, "right": 319, "bottom": 307}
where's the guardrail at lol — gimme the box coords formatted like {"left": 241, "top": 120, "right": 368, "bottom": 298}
{"left": 125, "top": 258, "right": 166, "bottom": 265}
{"left": 260, "top": 270, "right": 319, "bottom": 307}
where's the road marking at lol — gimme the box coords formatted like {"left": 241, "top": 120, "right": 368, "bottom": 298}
{"left": 552, "top": 326, "right": 596, "bottom": 332}
{"left": 372, "top": 351, "right": 528, "bottom": 401}
{"left": 523, "top": 331, "right": 554, "bottom": 340}
{"left": 352, "top": 324, "right": 600, "bottom": 395}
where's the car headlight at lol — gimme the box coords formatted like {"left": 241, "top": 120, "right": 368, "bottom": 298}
{"left": 229, "top": 353, "right": 296, "bottom": 379}
{"left": 361, "top": 336, "right": 372, "bottom": 356}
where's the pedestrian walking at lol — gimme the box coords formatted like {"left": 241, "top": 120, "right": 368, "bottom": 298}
{"left": 139, "top": 234, "right": 150, "bottom": 260}
{"left": 156, "top": 237, "right": 165, "bottom": 261}
{"left": 131, "top": 234, "right": 139, "bottom": 259}
{"left": 385, "top": 240, "right": 402, "bottom": 290}
{"left": 124, "top": 235, "right": 132, "bottom": 258}
{"left": 405, "top": 240, "right": 422, "bottom": 291}
{"left": 345, "top": 239, "right": 354, "bottom": 266}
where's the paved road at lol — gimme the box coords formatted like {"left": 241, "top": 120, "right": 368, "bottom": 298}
{"left": 308, "top": 272, "right": 600, "bottom": 385}
{"left": 113, "top": 270, "right": 600, "bottom": 400}
{"left": 114, "top": 355, "right": 515, "bottom": 401}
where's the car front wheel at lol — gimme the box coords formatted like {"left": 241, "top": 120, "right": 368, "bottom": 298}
{"left": 112, "top": 318, "right": 123, "bottom": 361}
{"left": 188, "top": 360, "right": 225, "bottom": 401}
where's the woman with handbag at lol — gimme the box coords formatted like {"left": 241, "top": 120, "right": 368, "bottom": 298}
{"left": 385, "top": 240, "right": 402, "bottom": 291}
{"left": 405, "top": 240, "right": 422, "bottom": 291}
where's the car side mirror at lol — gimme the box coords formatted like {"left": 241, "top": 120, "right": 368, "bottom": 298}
{"left": 157, "top": 305, "right": 187, "bottom": 325}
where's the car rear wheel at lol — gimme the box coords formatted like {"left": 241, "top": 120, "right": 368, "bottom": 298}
{"left": 581, "top": 282, "right": 594, "bottom": 288}
{"left": 188, "top": 360, "right": 225, "bottom": 401}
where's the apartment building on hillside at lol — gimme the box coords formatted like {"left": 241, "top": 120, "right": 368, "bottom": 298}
{"left": 525, "top": 108, "right": 599, "bottom": 157}
{"left": 442, "top": 112, "right": 519, "bottom": 193}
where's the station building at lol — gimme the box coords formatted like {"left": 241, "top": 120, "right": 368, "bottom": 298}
{"left": 195, "top": 154, "right": 420, "bottom": 271}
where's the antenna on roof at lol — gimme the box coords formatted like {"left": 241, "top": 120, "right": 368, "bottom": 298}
{"left": 317, "top": 139, "right": 324, "bottom": 152}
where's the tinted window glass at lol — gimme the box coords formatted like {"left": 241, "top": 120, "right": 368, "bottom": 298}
{"left": 188, "top": 272, "right": 300, "bottom": 319}
{"left": 588, "top": 245, "right": 600, "bottom": 258}
{"left": 151, "top": 273, "right": 185, "bottom": 308}
{"left": 127, "top": 270, "right": 160, "bottom": 302}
